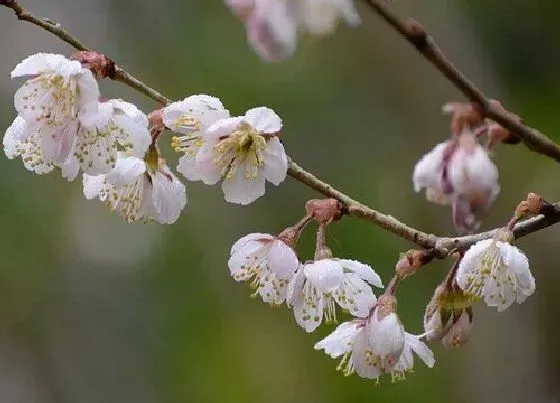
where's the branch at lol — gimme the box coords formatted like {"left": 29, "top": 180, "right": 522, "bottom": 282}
{"left": 362, "top": 0, "right": 560, "bottom": 163}
{"left": 3, "top": 0, "right": 559, "bottom": 259}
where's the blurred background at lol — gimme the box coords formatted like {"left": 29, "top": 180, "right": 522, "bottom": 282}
{"left": 1, "top": 1, "right": 559, "bottom": 402}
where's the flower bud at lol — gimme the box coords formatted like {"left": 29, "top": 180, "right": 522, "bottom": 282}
{"left": 395, "top": 249, "right": 434, "bottom": 279}
{"left": 71, "top": 51, "right": 115, "bottom": 79}
{"left": 305, "top": 198, "right": 345, "bottom": 224}
{"left": 424, "top": 283, "right": 473, "bottom": 348}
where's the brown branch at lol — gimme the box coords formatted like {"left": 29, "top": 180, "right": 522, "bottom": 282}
{"left": 3, "top": 0, "right": 560, "bottom": 259}
{"left": 362, "top": 0, "right": 560, "bottom": 163}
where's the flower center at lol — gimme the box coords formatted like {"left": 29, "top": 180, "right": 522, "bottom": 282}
{"left": 213, "top": 122, "right": 266, "bottom": 180}
{"left": 37, "top": 74, "right": 79, "bottom": 126}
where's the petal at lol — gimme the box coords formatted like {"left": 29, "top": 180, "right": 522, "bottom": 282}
{"left": 455, "top": 238, "right": 493, "bottom": 290}
{"left": 351, "top": 329, "right": 381, "bottom": 379}
{"left": 60, "top": 156, "right": 80, "bottom": 182}
{"left": 195, "top": 137, "right": 222, "bottom": 185}
{"left": 228, "top": 239, "right": 267, "bottom": 278}
{"left": 150, "top": 170, "right": 187, "bottom": 224}
{"left": 3, "top": 116, "right": 26, "bottom": 158}
{"left": 334, "top": 273, "right": 377, "bottom": 317}
{"left": 405, "top": 333, "right": 435, "bottom": 368}
{"left": 11, "top": 53, "right": 80, "bottom": 78}
{"left": 303, "top": 259, "right": 344, "bottom": 293}
{"left": 267, "top": 239, "right": 299, "bottom": 279}
{"left": 367, "top": 313, "right": 405, "bottom": 361}
{"left": 221, "top": 165, "right": 266, "bottom": 205}
{"left": 108, "top": 99, "right": 151, "bottom": 157}
{"left": 163, "top": 95, "right": 230, "bottom": 134}
{"left": 231, "top": 233, "right": 274, "bottom": 255}
{"left": 286, "top": 266, "right": 305, "bottom": 306}
{"left": 82, "top": 173, "right": 105, "bottom": 200}
{"left": 412, "top": 142, "right": 447, "bottom": 193}
{"left": 337, "top": 259, "right": 383, "bottom": 288}
{"left": 292, "top": 284, "right": 324, "bottom": 333}
{"left": 314, "top": 320, "right": 362, "bottom": 358}
{"left": 263, "top": 137, "right": 288, "bottom": 185}
{"left": 244, "top": 107, "right": 283, "bottom": 134}
{"left": 105, "top": 155, "right": 146, "bottom": 187}
{"left": 206, "top": 117, "right": 244, "bottom": 140}
{"left": 247, "top": 0, "right": 297, "bottom": 62}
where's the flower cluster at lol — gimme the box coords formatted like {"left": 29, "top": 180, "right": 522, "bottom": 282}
{"left": 228, "top": 202, "right": 436, "bottom": 381}
{"left": 4, "top": 53, "right": 289, "bottom": 223}
{"left": 225, "top": 0, "right": 360, "bottom": 61}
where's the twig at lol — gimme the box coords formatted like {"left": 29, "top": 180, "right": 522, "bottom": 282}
{"left": 3, "top": 0, "right": 560, "bottom": 258}
{"left": 362, "top": 0, "right": 560, "bottom": 163}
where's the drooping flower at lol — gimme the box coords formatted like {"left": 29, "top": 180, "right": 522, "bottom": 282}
{"left": 287, "top": 258, "right": 382, "bottom": 332}
{"left": 226, "top": 0, "right": 360, "bottom": 61}
{"left": 195, "top": 107, "right": 288, "bottom": 205}
{"left": 166, "top": 95, "right": 230, "bottom": 181}
{"left": 456, "top": 233, "right": 535, "bottom": 311}
{"left": 83, "top": 150, "right": 187, "bottom": 224}
{"left": 424, "top": 283, "right": 473, "bottom": 348}
{"left": 448, "top": 132, "right": 500, "bottom": 233}
{"left": 315, "top": 296, "right": 435, "bottom": 381}
{"left": 228, "top": 232, "right": 300, "bottom": 304}
{"left": 412, "top": 130, "right": 500, "bottom": 233}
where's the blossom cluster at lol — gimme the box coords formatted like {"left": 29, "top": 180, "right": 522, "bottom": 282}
{"left": 228, "top": 213, "right": 435, "bottom": 381}
{"left": 4, "top": 53, "right": 289, "bottom": 223}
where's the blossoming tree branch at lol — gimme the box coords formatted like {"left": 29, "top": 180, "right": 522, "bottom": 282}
{"left": 3, "top": 0, "right": 560, "bottom": 383}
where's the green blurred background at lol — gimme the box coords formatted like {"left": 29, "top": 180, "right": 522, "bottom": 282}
{"left": 1, "top": 1, "right": 559, "bottom": 402}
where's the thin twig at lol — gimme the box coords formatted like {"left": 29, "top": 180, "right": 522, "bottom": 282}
{"left": 362, "top": 0, "right": 560, "bottom": 163}
{"left": 3, "top": 0, "right": 560, "bottom": 257}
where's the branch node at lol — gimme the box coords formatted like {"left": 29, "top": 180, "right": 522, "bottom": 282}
{"left": 405, "top": 18, "right": 428, "bottom": 51}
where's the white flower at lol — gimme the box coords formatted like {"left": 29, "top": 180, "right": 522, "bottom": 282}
{"left": 456, "top": 237, "right": 536, "bottom": 311}
{"left": 10, "top": 54, "right": 150, "bottom": 176}
{"left": 315, "top": 299, "right": 435, "bottom": 381}
{"left": 228, "top": 232, "right": 299, "bottom": 304}
{"left": 11, "top": 53, "right": 99, "bottom": 163}
{"left": 413, "top": 132, "right": 500, "bottom": 233}
{"left": 166, "top": 95, "right": 230, "bottom": 181}
{"left": 83, "top": 152, "right": 187, "bottom": 224}
{"left": 195, "top": 107, "right": 288, "bottom": 205}
{"left": 287, "top": 258, "right": 382, "bottom": 332}
{"left": 226, "top": 0, "right": 360, "bottom": 61}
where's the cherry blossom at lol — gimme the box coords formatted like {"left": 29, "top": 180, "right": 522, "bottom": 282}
{"left": 83, "top": 151, "right": 186, "bottom": 224}
{"left": 287, "top": 258, "right": 382, "bottom": 332}
{"left": 228, "top": 232, "right": 299, "bottom": 304}
{"left": 166, "top": 95, "right": 230, "bottom": 181}
{"left": 195, "top": 107, "right": 288, "bottom": 205}
{"left": 456, "top": 234, "right": 535, "bottom": 311}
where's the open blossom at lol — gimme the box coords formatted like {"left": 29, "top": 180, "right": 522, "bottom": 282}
{"left": 3, "top": 116, "right": 81, "bottom": 181}
{"left": 83, "top": 151, "right": 187, "bottom": 224}
{"left": 195, "top": 107, "right": 288, "bottom": 205}
{"left": 315, "top": 296, "right": 435, "bottom": 381}
{"left": 10, "top": 53, "right": 150, "bottom": 177}
{"left": 287, "top": 258, "right": 382, "bottom": 332}
{"left": 424, "top": 283, "right": 473, "bottom": 348}
{"left": 228, "top": 232, "right": 299, "bottom": 304}
{"left": 456, "top": 235, "right": 536, "bottom": 311}
{"left": 166, "top": 95, "right": 230, "bottom": 181}
{"left": 226, "top": 0, "right": 360, "bottom": 61}
{"left": 413, "top": 131, "right": 499, "bottom": 233}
